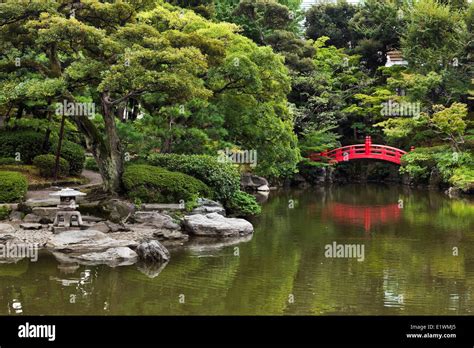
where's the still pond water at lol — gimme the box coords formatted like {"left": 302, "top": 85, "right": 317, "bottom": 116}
{"left": 1, "top": 184, "right": 473, "bottom": 315}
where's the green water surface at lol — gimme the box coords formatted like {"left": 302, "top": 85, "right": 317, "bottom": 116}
{"left": 1, "top": 184, "right": 473, "bottom": 315}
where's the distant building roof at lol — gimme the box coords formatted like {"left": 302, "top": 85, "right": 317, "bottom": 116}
{"left": 301, "top": 0, "right": 363, "bottom": 10}
{"left": 385, "top": 50, "right": 408, "bottom": 67}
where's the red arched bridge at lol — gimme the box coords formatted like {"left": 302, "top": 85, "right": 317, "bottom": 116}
{"left": 308, "top": 136, "right": 412, "bottom": 165}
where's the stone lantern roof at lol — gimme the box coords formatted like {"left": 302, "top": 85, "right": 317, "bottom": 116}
{"left": 49, "top": 188, "right": 86, "bottom": 197}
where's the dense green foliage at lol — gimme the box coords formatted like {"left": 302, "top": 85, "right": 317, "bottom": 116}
{"left": 147, "top": 153, "right": 240, "bottom": 202}
{"left": 0, "top": 205, "right": 11, "bottom": 220}
{"left": 50, "top": 140, "right": 85, "bottom": 176}
{"left": 0, "top": 157, "right": 19, "bottom": 165}
{"left": 0, "top": 131, "right": 47, "bottom": 164}
{"left": 123, "top": 164, "right": 212, "bottom": 206}
{"left": 33, "top": 154, "right": 69, "bottom": 178}
{"left": 226, "top": 190, "right": 262, "bottom": 217}
{"left": 0, "top": 171, "right": 28, "bottom": 203}
{"left": 0, "top": 0, "right": 471, "bottom": 196}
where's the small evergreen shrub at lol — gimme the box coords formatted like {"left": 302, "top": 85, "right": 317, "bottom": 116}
{"left": 0, "top": 157, "right": 19, "bottom": 165}
{"left": 0, "top": 205, "right": 11, "bottom": 220}
{"left": 0, "top": 130, "right": 47, "bottom": 164}
{"left": 33, "top": 154, "right": 70, "bottom": 178}
{"left": 0, "top": 171, "right": 28, "bottom": 203}
{"left": 84, "top": 157, "right": 100, "bottom": 172}
{"left": 227, "top": 190, "right": 261, "bottom": 217}
{"left": 123, "top": 164, "right": 212, "bottom": 204}
{"left": 146, "top": 153, "right": 240, "bottom": 202}
{"left": 50, "top": 140, "right": 85, "bottom": 176}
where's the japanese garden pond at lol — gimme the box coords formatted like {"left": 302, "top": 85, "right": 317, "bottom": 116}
{"left": 1, "top": 184, "right": 473, "bottom": 315}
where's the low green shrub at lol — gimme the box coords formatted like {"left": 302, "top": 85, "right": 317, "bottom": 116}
{"left": 146, "top": 153, "right": 240, "bottom": 202}
{"left": 123, "top": 164, "right": 212, "bottom": 205}
{"left": 226, "top": 190, "right": 261, "bottom": 217}
{"left": 0, "top": 157, "right": 19, "bottom": 165}
{"left": 0, "top": 130, "right": 47, "bottom": 164}
{"left": 0, "top": 205, "right": 11, "bottom": 220}
{"left": 84, "top": 157, "right": 100, "bottom": 172}
{"left": 33, "top": 154, "right": 70, "bottom": 178}
{"left": 0, "top": 171, "right": 28, "bottom": 203}
{"left": 50, "top": 140, "right": 85, "bottom": 176}
{"left": 450, "top": 166, "right": 474, "bottom": 191}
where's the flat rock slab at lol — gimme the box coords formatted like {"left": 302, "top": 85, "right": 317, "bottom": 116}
{"left": 52, "top": 247, "right": 138, "bottom": 267}
{"left": 19, "top": 223, "right": 43, "bottom": 230}
{"left": 0, "top": 223, "right": 16, "bottom": 234}
{"left": 141, "top": 203, "right": 184, "bottom": 211}
{"left": 46, "top": 229, "right": 138, "bottom": 253}
{"left": 25, "top": 198, "right": 59, "bottom": 207}
{"left": 184, "top": 212, "right": 254, "bottom": 237}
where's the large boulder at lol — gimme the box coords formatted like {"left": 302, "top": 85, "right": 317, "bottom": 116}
{"left": 9, "top": 210, "right": 23, "bottom": 222}
{"left": 132, "top": 211, "right": 181, "bottom": 230}
{"left": 241, "top": 173, "right": 269, "bottom": 191}
{"left": 23, "top": 213, "right": 41, "bottom": 223}
{"left": 91, "top": 221, "right": 130, "bottom": 233}
{"left": 189, "top": 198, "right": 225, "bottom": 216}
{"left": 184, "top": 212, "right": 254, "bottom": 237}
{"left": 100, "top": 199, "right": 136, "bottom": 223}
{"left": 136, "top": 239, "right": 170, "bottom": 263}
{"left": 31, "top": 207, "right": 58, "bottom": 223}
{"left": 46, "top": 230, "right": 137, "bottom": 253}
{"left": 52, "top": 247, "right": 138, "bottom": 267}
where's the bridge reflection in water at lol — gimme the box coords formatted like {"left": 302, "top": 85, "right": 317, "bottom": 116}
{"left": 322, "top": 202, "right": 402, "bottom": 232}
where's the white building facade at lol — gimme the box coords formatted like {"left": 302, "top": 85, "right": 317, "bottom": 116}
{"left": 301, "top": 0, "right": 363, "bottom": 10}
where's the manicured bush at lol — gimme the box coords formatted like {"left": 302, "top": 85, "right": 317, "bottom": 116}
{"left": 226, "top": 190, "right": 261, "bottom": 217}
{"left": 0, "top": 130, "right": 47, "bottom": 164}
{"left": 0, "top": 157, "right": 19, "bottom": 165}
{"left": 50, "top": 140, "right": 85, "bottom": 176}
{"left": 84, "top": 157, "right": 100, "bottom": 172}
{"left": 123, "top": 164, "right": 212, "bottom": 204}
{"left": 146, "top": 153, "right": 240, "bottom": 202}
{"left": 0, "top": 171, "right": 28, "bottom": 203}
{"left": 33, "top": 154, "right": 70, "bottom": 178}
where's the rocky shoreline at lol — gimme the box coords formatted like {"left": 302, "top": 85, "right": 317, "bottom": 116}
{"left": 0, "top": 197, "right": 255, "bottom": 270}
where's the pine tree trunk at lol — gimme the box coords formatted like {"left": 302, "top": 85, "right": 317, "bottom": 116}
{"left": 72, "top": 93, "right": 124, "bottom": 194}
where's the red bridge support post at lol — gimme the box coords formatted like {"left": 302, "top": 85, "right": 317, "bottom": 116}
{"left": 365, "top": 136, "right": 372, "bottom": 155}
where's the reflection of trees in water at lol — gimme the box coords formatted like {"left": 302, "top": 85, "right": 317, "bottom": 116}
{"left": 0, "top": 185, "right": 473, "bottom": 315}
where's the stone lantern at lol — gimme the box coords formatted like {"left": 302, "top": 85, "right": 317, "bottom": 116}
{"left": 50, "top": 188, "right": 86, "bottom": 233}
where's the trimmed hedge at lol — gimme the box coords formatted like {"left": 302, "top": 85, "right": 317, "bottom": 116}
{"left": 84, "top": 157, "right": 100, "bottom": 172}
{"left": 0, "top": 130, "right": 47, "bottom": 164}
{"left": 0, "top": 171, "right": 28, "bottom": 203}
{"left": 33, "top": 154, "right": 70, "bottom": 178}
{"left": 123, "top": 164, "right": 212, "bottom": 204}
{"left": 0, "top": 157, "right": 19, "bottom": 165}
{"left": 51, "top": 140, "right": 85, "bottom": 176}
{"left": 146, "top": 153, "right": 240, "bottom": 202}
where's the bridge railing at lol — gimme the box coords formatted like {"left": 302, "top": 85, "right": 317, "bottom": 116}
{"left": 308, "top": 136, "right": 409, "bottom": 164}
